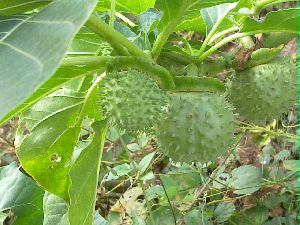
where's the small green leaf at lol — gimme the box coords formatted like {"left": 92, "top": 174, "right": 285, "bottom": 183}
{"left": 103, "top": 163, "right": 132, "bottom": 181}
{"left": 0, "top": 0, "right": 51, "bottom": 15}
{"left": 0, "top": 0, "right": 97, "bottom": 122}
{"left": 283, "top": 160, "right": 299, "bottom": 172}
{"left": 274, "top": 150, "right": 291, "bottom": 163}
{"left": 184, "top": 208, "right": 213, "bottom": 225}
{"left": 138, "top": 9, "right": 162, "bottom": 33}
{"left": 0, "top": 163, "right": 44, "bottom": 225}
{"left": 68, "top": 121, "right": 108, "bottom": 225}
{"left": 230, "top": 165, "right": 263, "bottom": 195}
{"left": 146, "top": 206, "right": 180, "bottom": 225}
{"left": 241, "top": 8, "right": 298, "bottom": 34}
{"left": 43, "top": 192, "right": 69, "bottom": 225}
{"left": 214, "top": 203, "right": 235, "bottom": 223}
{"left": 94, "top": 212, "right": 109, "bottom": 225}
{"left": 138, "top": 152, "right": 155, "bottom": 173}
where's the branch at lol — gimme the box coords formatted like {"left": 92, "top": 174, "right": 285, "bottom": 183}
{"left": 86, "top": 14, "right": 149, "bottom": 58}
{"left": 62, "top": 56, "right": 175, "bottom": 90}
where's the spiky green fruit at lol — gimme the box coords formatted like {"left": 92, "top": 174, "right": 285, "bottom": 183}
{"left": 99, "top": 69, "right": 167, "bottom": 132}
{"left": 229, "top": 59, "right": 298, "bottom": 122}
{"left": 155, "top": 93, "right": 235, "bottom": 163}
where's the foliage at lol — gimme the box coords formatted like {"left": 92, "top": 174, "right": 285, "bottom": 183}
{"left": 0, "top": 0, "right": 298, "bottom": 224}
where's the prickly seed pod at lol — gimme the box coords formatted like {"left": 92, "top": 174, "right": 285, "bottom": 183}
{"left": 98, "top": 69, "right": 167, "bottom": 132}
{"left": 228, "top": 59, "right": 298, "bottom": 123}
{"left": 155, "top": 93, "right": 235, "bottom": 163}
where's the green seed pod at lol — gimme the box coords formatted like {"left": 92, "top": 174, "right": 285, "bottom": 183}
{"left": 99, "top": 69, "right": 167, "bottom": 133}
{"left": 229, "top": 59, "right": 298, "bottom": 123}
{"left": 155, "top": 93, "right": 235, "bottom": 163}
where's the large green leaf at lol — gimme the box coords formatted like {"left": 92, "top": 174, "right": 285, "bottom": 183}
{"left": 97, "top": 0, "right": 155, "bottom": 14}
{"left": 200, "top": 2, "right": 238, "bottom": 34}
{"left": 0, "top": 163, "right": 44, "bottom": 225}
{"left": 16, "top": 89, "right": 86, "bottom": 200}
{"left": 241, "top": 8, "right": 298, "bottom": 34}
{"left": 68, "top": 121, "right": 108, "bottom": 225}
{"left": 0, "top": 0, "right": 97, "bottom": 122}
{"left": 157, "top": 0, "right": 237, "bottom": 33}
{"left": 187, "top": 0, "right": 237, "bottom": 12}
{"left": 43, "top": 192, "right": 69, "bottom": 225}
{"left": 0, "top": 67, "right": 103, "bottom": 126}
{"left": 0, "top": 0, "right": 52, "bottom": 15}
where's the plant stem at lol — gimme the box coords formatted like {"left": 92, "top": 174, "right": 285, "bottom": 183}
{"left": 198, "top": 32, "right": 250, "bottom": 62}
{"left": 115, "top": 12, "right": 136, "bottom": 27}
{"left": 109, "top": 0, "right": 116, "bottom": 27}
{"left": 160, "top": 51, "right": 196, "bottom": 65}
{"left": 240, "top": 126, "right": 298, "bottom": 140}
{"left": 62, "top": 56, "right": 175, "bottom": 90}
{"left": 86, "top": 14, "right": 148, "bottom": 58}
{"left": 251, "top": 0, "right": 294, "bottom": 14}
{"left": 75, "top": 72, "right": 107, "bottom": 128}
{"left": 151, "top": 1, "right": 189, "bottom": 60}
{"left": 208, "top": 26, "right": 240, "bottom": 45}
{"left": 158, "top": 175, "right": 177, "bottom": 225}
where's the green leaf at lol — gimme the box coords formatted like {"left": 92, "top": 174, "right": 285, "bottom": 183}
{"left": 184, "top": 208, "right": 213, "bottom": 225}
{"left": 103, "top": 163, "right": 132, "bottom": 181}
{"left": 16, "top": 89, "right": 86, "bottom": 200}
{"left": 94, "top": 212, "right": 109, "bottom": 225}
{"left": 200, "top": 2, "right": 238, "bottom": 34}
{"left": 68, "top": 120, "right": 108, "bottom": 225}
{"left": 246, "top": 47, "right": 282, "bottom": 68}
{"left": 241, "top": 8, "right": 298, "bottom": 34}
{"left": 175, "top": 0, "right": 238, "bottom": 33}
{"left": 0, "top": 212, "right": 6, "bottom": 225}
{"left": 0, "top": 67, "right": 103, "bottom": 126}
{"left": 232, "top": 205, "right": 269, "bottom": 225}
{"left": 0, "top": 0, "right": 51, "bottom": 15}
{"left": 146, "top": 206, "right": 180, "bottom": 225}
{"left": 137, "top": 152, "right": 155, "bottom": 173}
{"left": 175, "top": 12, "right": 206, "bottom": 34}
{"left": 0, "top": 162, "right": 44, "bottom": 225}
{"left": 283, "top": 160, "right": 299, "bottom": 172}
{"left": 229, "top": 165, "right": 263, "bottom": 195}
{"left": 187, "top": 0, "right": 238, "bottom": 12}
{"left": 138, "top": 9, "right": 162, "bottom": 33}
{"left": 43, "top": 192, "right": 69, "bottom": 225}
{"left": 97, "top": 0, "right": 156, "bottom": 14}
{"left": 0, "top": 0, "right": 97, "bottom": 122}
{"left": 214, "top": 203, "right": 235, "bottom": 223}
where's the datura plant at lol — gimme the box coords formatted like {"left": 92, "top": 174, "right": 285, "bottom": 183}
{"left": 0, "top": 0, "right": 298, "bottom": 224}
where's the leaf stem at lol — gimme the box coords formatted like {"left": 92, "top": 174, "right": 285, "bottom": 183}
{"left": 75, "top": 72, "right": 107, "bottom": 127}
{"left": 251, "top": 0, "right": 295, "bottom": 14}
{"left": 109, "top": 0, "right": 116, "bottom": 27}
{"left": 86, "top": 14, "right": 148, "bottom": 58}
{"left": 198, "top": 32, "right": 250, "bottom": 62}
{"left": 208, "top": 26, "right": 240, "bottom": 45}
{"left": 62, "top": 56, "right": 175, "bottom": 90}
